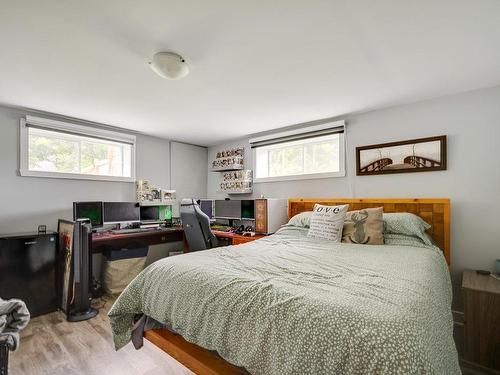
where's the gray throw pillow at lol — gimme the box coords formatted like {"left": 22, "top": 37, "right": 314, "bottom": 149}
{"left": 383, "top": 212, "right": 433, "bottom": 246}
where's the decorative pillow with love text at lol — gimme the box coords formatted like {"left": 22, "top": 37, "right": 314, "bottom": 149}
{"left": 307, "top": 204, "right": 349, "bottom": 242}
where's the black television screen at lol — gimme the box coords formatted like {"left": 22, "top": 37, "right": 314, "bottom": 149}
{"left": 140, "top": 206, "right": 160, "bottom": 221}
{"left": 103, "top": 202, "right": 140, "bottom": 223}
{"left": 214, "top": 200, "right": 241, "bottom": 219}
{"left": 241, "top": 200, "right": 255, "bottom": 219}
{"left": 73, "top": 202, "right": 103, "bottom": 227}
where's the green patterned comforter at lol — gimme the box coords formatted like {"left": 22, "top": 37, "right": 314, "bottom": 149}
{"left": 109, "top": 226, "right": 460, "bottom": 374}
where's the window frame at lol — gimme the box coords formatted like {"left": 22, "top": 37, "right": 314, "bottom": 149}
{"left": 251, "top": 121, "right": 346, "bottom": 183}
{"left": 19, "top": 116, "right": 136, "bottom": 182}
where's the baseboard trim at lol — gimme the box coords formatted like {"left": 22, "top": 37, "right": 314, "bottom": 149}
{"left": 460, "top": 359, "right": 500, "bottom": 375}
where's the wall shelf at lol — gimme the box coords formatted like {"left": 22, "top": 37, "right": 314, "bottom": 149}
{"left": 211, "top": 148, "right": 253, "bottom": 194}
{"left": 220, "top": 189, "right": 253, "bottom": 195}
{"left": 211, "top": 165, "right": 244, "bottom": 172}
{"left": 218, "top": 169, "right": 253, "bottom": 195}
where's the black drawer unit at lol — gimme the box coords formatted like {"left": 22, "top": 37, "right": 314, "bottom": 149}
{"left": 0, "top": 232, "right": 58, "bottom": 317}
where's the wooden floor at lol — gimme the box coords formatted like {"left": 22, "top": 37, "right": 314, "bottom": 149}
{"left": 9, "top": 296, "right": 193, "bottom": 375}
{"left": 8, "top": 296, "right": 496, "bottom": 375}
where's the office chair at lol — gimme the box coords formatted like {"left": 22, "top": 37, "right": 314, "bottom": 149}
{"left": 180, "top": 199, "right": 218, "bottom": 251}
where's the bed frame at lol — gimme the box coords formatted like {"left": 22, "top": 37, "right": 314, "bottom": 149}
{"left": 145, "top": 198, "right": 451, "bottom": 374}
{"left": 144, "top": 329, "right": 248, "bottom": 374}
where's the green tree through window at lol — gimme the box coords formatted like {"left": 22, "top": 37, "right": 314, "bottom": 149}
{"left": 27, "top": 127, "right": 131, "bottom": 177}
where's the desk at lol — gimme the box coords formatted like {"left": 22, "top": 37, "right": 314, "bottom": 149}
{"left": 212, "top": 230, "right": 267, "bottom": 246}
{"left": 91, "top": 228, "right": 185, "bottom": 253}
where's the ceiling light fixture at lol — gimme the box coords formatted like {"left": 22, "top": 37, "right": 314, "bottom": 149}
{"left": 149, "top": 52, "right": 190, "bottom": 80}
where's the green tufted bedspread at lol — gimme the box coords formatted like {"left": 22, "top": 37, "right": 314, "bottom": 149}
{"left": 109, "top": 226, "right": 460, "bottom": 374}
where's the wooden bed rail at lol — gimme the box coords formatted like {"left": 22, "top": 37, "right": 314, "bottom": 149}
{"left": 145, "top": 329, "right": 248, "bottom": 375}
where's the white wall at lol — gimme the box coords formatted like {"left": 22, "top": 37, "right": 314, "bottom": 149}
{"left": 207, "top": 86, "right": 500, "bottom": 308}
{"left": 170, "top": 141, "right": 208, "bottom": 217}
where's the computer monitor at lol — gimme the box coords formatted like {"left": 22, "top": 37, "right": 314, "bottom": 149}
{"left": 159, "top": 205, "right": 172, "bottom": 225}
{"left": 214, "top": 200, "right": 241, "bottom": 219}
{"left": 140, "top": 206, "right": 160, "bottom": 222}
{"left": 73, "top": 202, "right": 103, "bottom": 227}
{"left": 103, "top": 202, "right": 140, "bottom": 224}
{"left": 199, "top": 199, "right": 214, "bottom": 219}
{"left": 241, "top": 200, "right": 255, "bottom": 220}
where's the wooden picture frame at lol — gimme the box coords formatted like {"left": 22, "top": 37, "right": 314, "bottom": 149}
{"left": 57, "top": 219, "right": 75, "bottom": 314}
{"left": 356, "top": 135, "right": 447, "bottom": 175}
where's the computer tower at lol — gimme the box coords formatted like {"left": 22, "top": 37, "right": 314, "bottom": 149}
{"left": 255, "top": 199, "right": 288, "bottom": 234}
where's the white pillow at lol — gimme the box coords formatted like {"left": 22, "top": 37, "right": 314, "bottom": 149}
{"left": 287, "top": 211, "right": 312, "bottom": 228}
{"left": 307, "top": 204, "right": 349, "bottom": 242}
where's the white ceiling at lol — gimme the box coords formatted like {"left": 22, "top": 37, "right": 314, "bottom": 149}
{"left": 1, "top": 1, "right": 499, "bottom": 146}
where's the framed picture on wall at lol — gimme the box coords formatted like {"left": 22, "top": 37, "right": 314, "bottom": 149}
{"left": 57, "top": 219, "right": 75, "bottom": 314}
{"left": 356, "top": 135, "right": 447, "bottom": 176}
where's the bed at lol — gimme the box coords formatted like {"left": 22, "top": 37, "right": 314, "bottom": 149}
{"left": 109, "top": 198, "right": 459, "bottom": 374}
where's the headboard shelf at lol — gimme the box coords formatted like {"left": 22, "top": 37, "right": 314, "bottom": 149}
{"left": 288, "top": 198, "right": 450, "bottom": 265}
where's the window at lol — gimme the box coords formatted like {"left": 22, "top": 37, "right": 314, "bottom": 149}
{"left": 251, "top": 121, "right": 345, "bottom": 182}
{"left": 20, "top": 116, "right": 136, "bottom": 182}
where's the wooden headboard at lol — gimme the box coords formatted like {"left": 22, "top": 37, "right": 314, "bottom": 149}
{"left": 288, "top": 198, "right": 451, "bottom": 265}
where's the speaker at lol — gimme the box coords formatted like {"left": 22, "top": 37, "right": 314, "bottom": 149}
{"left": 67, "top": 220, "right": 98, "bottom": 322}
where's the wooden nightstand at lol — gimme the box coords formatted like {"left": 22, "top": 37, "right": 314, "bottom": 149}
{"left": 462, "top": 269, "right": 500, "bottom": 370}
{"left": 212, "top": 230, "right": 267, "bottom": 246}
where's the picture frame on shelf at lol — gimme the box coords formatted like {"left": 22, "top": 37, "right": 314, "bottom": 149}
{"left": 135, "top": 179, "right": 150, "bottom": 192}
{"left": 161, "top": 189, "right": 176, "bottom": 203}
{"left": 135, "top": 180, "right": 175, "bottom": 204}
{"left": 150, "top": 187, "right": 162, "bottom": 202}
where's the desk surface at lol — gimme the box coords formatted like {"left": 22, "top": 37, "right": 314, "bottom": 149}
{"left": 92, "top": 227, "right": 183, "bottom": 242}
{"left": 212, "top": 230, "right": 266, "bottom": 240}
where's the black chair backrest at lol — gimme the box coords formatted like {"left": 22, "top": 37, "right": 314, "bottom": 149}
{"left": 180, "top": 199, "right": 218, "bottom": 251}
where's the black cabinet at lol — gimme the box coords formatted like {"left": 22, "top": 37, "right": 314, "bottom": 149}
{"left": 0, "top": 232, "right": 58, "bottom": 317}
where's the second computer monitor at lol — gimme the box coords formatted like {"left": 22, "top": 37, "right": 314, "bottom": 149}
{"left": 103, "top": 202, "right": 140, "bottom": 224}
{"left": 140, "top": 206, "right": 160, "bottom": 222}
{"left": 214, "top": 200, "right": 241, "bottom": 219}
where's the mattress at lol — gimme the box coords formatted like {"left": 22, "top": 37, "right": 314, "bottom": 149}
{"left": 109, "top": 226, "right": 460, "bottom": 374}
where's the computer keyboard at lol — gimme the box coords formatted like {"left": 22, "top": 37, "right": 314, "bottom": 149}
{"left": 211, "top": 225, "right": 232, "bottom": 232}
{"left": 111, "top": 228, "right": 155, "bottom": 234}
